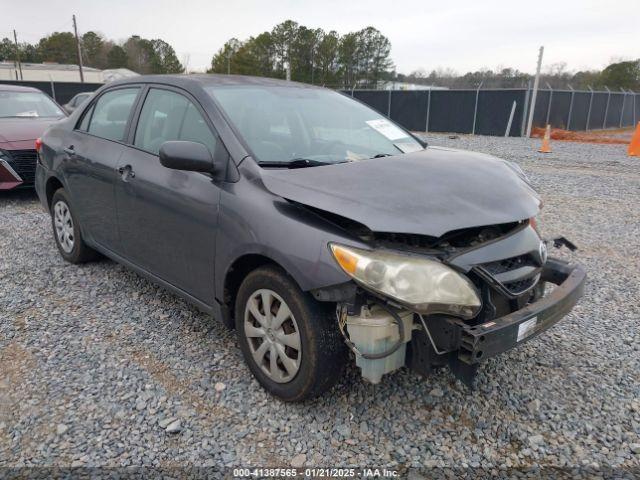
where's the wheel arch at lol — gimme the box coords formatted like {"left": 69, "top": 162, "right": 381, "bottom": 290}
{"left": 45, "top": 175, "right": 65, "bottom": 210}
{"left": 220, "top": 253, "right": 294, "bottom": 329}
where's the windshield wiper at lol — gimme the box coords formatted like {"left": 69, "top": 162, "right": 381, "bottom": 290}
{"left": 370, "top": 153, "right": 392, "bottom": 158}
{"left": 258, "top": 158, "right": 341, "bottom": 169}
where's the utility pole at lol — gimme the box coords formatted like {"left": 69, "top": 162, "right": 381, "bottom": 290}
{"left": 525, "top": 46, "right": 544, "bottom": 137}
{"left": 13, "top": 30, "right": 23, "bottom": 81}
{"left": 72, "top": 15, "right": 85, "bottom": 83}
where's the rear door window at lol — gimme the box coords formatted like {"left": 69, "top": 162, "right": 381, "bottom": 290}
{"left": 88, "top": 88, "right": 139, "bottom": 142}
{"left": 134, "top": 88, "right": 217, "bottom": 155}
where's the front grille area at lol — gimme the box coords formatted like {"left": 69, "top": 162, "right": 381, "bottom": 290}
{"left": 502, "top": 276, "right": 539, "bottom": 295}
{"left": 8, "top": 149, "right": 37, "bottom": 185}
{"left": 476, "top": 252, "right": 541, "bottom": 297}
{"left": 482, "top": 254, "right": 537, "bottom": 276}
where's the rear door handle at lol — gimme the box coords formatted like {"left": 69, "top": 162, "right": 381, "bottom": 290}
{"left": 63, "top": 146, "right": 75, "bottom": 156}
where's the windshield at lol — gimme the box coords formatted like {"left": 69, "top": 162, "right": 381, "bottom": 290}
{"left": 0, "top": 91, "right": 65, "bottom": 118}
{"left": 206, "top": 85, "right": 423, "bottom": 165}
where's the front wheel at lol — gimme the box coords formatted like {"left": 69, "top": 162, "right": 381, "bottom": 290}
{"left": 235, "top": 266, "right": 347, "bottom": 401}
{"left": 50, "top": 189, "right": 100, "bottom": 264}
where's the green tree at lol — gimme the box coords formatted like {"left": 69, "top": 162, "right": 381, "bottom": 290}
{"left": 316, "top": 31, "right": 340, "bottom": 86}
{"left": 229, "top": 35, "right": 275, "bottom": 77}
{"left": 571, "top": 70, "right": 601, "bottom": 89}
{"left": 355, "top": 27, "right": 393, "bottom": 87}
{"left": 20, "top": 43, "right": 41, "bottom": 63}
{"left": 597, "top": 60, "right": 640, "bottom": 90}
{"left": 271, "top": 20, "right": 299, "bottom": 77}
{"left": 0, "top": 38, "right": 41, "bottom": 65}
{"left": 123, "top": 35, "right": 155, "bottom": 73}
{"left": 0, "top": 38, "right": 16, "bottom": 62}
{"left": 290, "top": 26, "right": 323, "bottom": 83}
{"left": 106, "top": 45, "right": 128, "bottom": 68}
{"left": 82, "top": 31, "right": 106, "bottom": 68}
{"left": 208, "top": 21, "right": 394, "bottom": 87}
{"left": 338, "top": 32, "right": 359, "bottom": 88}
{"left": 209, "top": 38, "right": 242, "bottom": 74}
{"left": 150, "top": 39, "right": 183, "bottom": 73}
{"left": 122, "top": 35, "right": 183, "bottom": 74}
{"left": 37, "top": 32, "right": 77, "bottom": 64}
{"left": 239, "top": 33, "right": 275, "bottom": 77}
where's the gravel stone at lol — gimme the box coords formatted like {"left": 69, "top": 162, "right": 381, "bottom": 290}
{"left": 429, "top": 387, "right": 444, "bottom": 397}
{"left": 158, "top": 417, "right": 177, "bottom": 429}
{"left": 165, "top": 420, "right": 182, "bottom": 434}
{"left": 528, "top": 434, "right": 545, "bottom": 447}
{"left": 1, "top": 134, "right": 639, "bottom": 471}
{"left": 291, "top": 453, "right": 306, "bottom": 468}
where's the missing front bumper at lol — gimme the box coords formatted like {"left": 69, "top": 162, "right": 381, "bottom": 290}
{"left": 456, "top": 257, "right": 586, "bottom": 365}
{"left": 407, "top": 257, "right": 585, "bottom": 387}
{"left": 340, "top": 257, "right": 585, "bottom": 387}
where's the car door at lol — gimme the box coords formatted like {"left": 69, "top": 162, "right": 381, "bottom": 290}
{"left": 114, "top": 86, "right": 223, "bottom": 305}
{"left": 62, "top": 86, "right": 141, "bottom": 253}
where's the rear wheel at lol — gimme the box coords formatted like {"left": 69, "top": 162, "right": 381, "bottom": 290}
{"left": 50, "top": 189, "right": 99, "bottom": 264}
{"left": 235, "top": 266, "right": 347, "bottom": 401}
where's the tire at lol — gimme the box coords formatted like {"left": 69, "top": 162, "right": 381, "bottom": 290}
{"left": 50, "top": 188, "right": 100, "bottom": 264}
{"left": 235, "top": 265, "right": 347, "bottom": 402}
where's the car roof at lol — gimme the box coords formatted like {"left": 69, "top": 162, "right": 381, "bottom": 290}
{"left": 0, "top": 84, "right": 43, "bottom": 93}
{"left": 106, "top": 74, "right": 321, "bottom": 90}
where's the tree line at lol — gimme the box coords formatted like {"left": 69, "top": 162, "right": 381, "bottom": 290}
{"left": 399, "top": 59, "right": 640, "bottom": 91}
{"left": 1, "top": 25, "right": 637, "bottom": 92}
{"left": 0, "top": 32, "right": 183, "bottom": 74}
{"left": 208, "top": 20, "right": 394, "bottom": 88}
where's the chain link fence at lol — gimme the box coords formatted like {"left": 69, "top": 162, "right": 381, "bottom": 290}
{"left": 2, "top": 79, "right": 637, "bottom": 137}
{"left": 343, "top": 87, "right": 639, "bottom": 136}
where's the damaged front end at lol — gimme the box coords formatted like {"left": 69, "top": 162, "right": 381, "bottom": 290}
{"left": 318, "top": 220, "right": 586, "bottom": 388}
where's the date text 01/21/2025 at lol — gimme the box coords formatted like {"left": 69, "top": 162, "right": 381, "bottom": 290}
{"left": 232, "top": 467, "right": 399, "bottom": 477}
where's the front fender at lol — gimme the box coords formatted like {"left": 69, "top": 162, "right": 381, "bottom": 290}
{"left": 214, "top": 177, "right": 366, "bottom": 303}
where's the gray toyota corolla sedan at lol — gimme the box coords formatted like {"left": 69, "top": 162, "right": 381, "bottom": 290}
{"left": 35, "top": 75, "right": 585, "bottom": 401}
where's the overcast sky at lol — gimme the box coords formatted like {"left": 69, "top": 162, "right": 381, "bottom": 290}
{"left": 6, "top": 0, "right": 639, "bottom": 74}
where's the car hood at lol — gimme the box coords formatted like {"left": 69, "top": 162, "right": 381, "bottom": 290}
{"left": 261, "top": 146, "right": 540, "bottom": 238}
{"left": 0, "top": 117, "right": 61, "bottom": 147}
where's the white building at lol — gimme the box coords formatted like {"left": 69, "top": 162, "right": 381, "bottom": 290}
{"left": 0, "top": 62, "right": 138, "bottom": 83}
{"left": 378, "top": 81, "right": 448, "bottom": 91}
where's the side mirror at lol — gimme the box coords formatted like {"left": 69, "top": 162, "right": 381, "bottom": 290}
{"left": 159, "top": 140, "right": 214, "bottom": 173}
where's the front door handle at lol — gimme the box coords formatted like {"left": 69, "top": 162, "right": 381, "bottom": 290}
{"left": 117, "top": 165, "right": 135, "bottom": 180}
{"left": 63, "top": 146, "right": 75, "bottom": 156}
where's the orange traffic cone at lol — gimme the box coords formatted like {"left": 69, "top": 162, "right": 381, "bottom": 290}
{"left": 538, "top": 124, "right": 552, "bottom": 153}
{"left": 629, "top": 122, "right": 640, "bottom": 157}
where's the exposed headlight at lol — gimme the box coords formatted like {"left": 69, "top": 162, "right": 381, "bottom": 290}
{"left": 329, "top": 243, "right": 481, "bottom": 318}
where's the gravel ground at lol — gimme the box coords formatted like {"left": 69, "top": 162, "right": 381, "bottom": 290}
{"left": 0, "top": 134, "right": 639, "bottom": 475}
